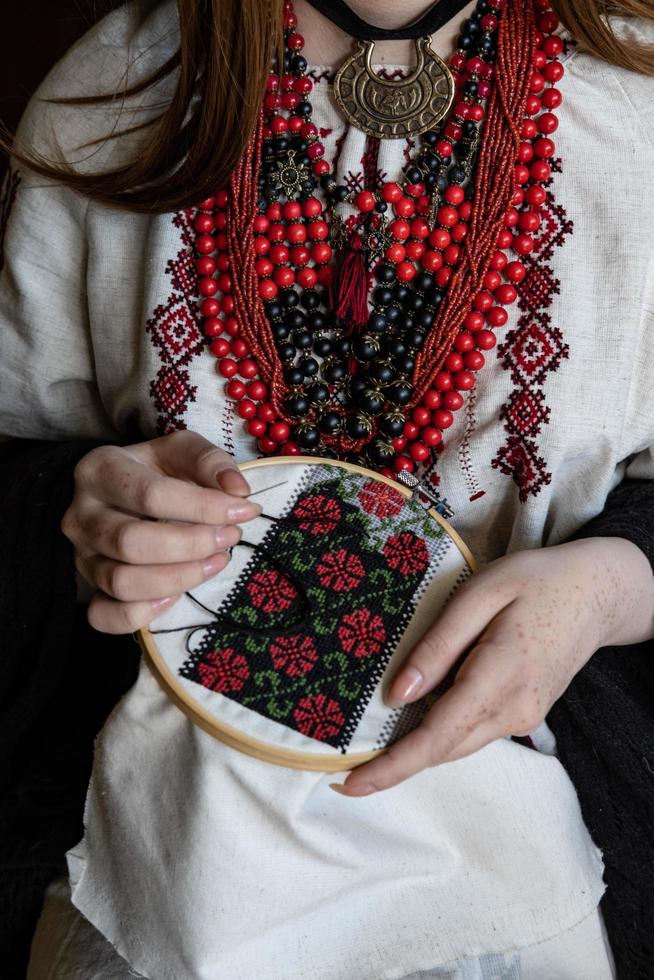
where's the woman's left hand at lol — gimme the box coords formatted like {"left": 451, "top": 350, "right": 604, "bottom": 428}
{"left": 334, "top": 536, "right": 654, "bottom": 797}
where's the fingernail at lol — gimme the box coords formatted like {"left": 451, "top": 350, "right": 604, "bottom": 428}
{"left": 214, "top": 525, "right": 241, "bottom": 549}
{"left": 329, "top": 782, "right": 376, "bottom": 797}
{"left": 202, "top": 554, "right": 227, "bottom": 578}
{"left": 217, "top": 468, "right": 250, "bottom": 497}
{"left": 151, "top": 595, "right": 177, "bottom": 612}
{"left": 227, "top": 502, "right": 262, "bottom": 523}
{"left": 387, "top": 665, "right": 424, "bottom": 707}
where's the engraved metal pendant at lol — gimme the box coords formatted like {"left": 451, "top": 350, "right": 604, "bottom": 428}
{"left": 333, "top": 37, "right": 455, "bottom": 140}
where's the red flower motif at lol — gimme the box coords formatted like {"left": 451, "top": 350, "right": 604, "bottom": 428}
{"left": 293, "top": 694, "right": 346, "bottom": 741}
{"left": 316, "top": 549, "right": 365, "bottom": 591}
{"left": 383, "top": 531, "right": 429, "bottom": 575}
{"left": 338, "top": 609, "right": 386, "bottom": 658}
{"left": 197, "top": 647, "right": 249, "bottom": 693}
{"left": 292, "top": 494, "right": 341, "bottom": 534}
{"left": 357, "top": 480, "right": 405, "bottom": 518}
{"left": 247, "top": 569, "right": 297, "bottom": 613}
{"left": 269, "top": 634, "right": 319, "bottom": 676}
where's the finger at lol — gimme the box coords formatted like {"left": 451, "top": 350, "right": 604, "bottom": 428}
{"left": 438, "top": 722, "right": 506, "bottom": 765}
{"left": 386, "top": 576, "right": 516, "bottom": 708}
{"left": 139, "top": 431, "right": 252, "bottom": 496}
{"left": 216, "top": 467, "right": 252, "bottom": 497}
{"left": 336, "top": 673, "right": 503, "bottom": 795}
{"left": 87, "top": 593, "right": 180, "bottom": 635}
{"left": 69, "top": 503, "right": 243, "bottom": 564}
{"left": 76, "top": 551, "right": 231, "bottom": 603}
{"left": 77, "top": 447, "right": 261, "bottom": 526}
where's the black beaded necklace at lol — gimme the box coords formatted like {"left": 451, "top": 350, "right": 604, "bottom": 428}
{"left": 254, "top": 0, "right": 500, "bottom": 463}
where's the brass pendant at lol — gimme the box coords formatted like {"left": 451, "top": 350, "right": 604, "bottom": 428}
{"left": 333, "top": 37, "right": 455, "bottom": 140}
{"left": 269, "top": 150, "right": 310, "bottom": 199}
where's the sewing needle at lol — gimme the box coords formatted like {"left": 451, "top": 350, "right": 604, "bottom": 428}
{"left": 246, "top": 479, "right": 289, "bottom": 499}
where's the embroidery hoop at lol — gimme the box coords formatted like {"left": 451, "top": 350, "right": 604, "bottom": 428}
{"left": 140, "top": 457, "right": 475, "bottom": 772}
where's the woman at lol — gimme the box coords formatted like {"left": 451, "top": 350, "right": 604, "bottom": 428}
{"left": 2, "top": 0, "right": 654, "bottom": 976}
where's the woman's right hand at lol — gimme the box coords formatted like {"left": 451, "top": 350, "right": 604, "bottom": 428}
{"left": 61, "top": 430, "right": 262, "bottom": 634}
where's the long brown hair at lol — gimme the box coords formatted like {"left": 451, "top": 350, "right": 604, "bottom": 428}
{"left": 3, "top": 0, "right": 653, "bottom": 214}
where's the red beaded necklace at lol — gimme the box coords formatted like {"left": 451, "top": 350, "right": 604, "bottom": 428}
{"left": 193, "top": 0, "right": 565, "bottom": 478}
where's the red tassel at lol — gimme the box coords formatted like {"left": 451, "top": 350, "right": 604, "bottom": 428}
{"left": 331, "top": 233, "right": 369, "bottom": 334}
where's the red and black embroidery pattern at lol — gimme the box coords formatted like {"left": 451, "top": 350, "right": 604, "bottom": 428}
{"left": 180, "top": 469, "right": 446, "bottom": 751}
{"left": 0, "top": 170, "right": 21, "bottom": 274}
{"left": 198, "top": 647, "right": 250, "bottom": 694}
{"left": 146, "top": 209, "right": 205, "bottom": 434}
{"left": 361, "top": 137, "right": 387, "bottom": 193}
{"left": 491, "top": 164, "right": 573, "bottom": 501}
{"left": 357, "top": 479, "right": 404, "bottom": 519}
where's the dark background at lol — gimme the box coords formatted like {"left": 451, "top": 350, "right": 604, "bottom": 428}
{"left": 0, "top": 1, "right": 108, "bottom": 179}
{"left": 0, "top": 6, "right": 142, "bottom": 973}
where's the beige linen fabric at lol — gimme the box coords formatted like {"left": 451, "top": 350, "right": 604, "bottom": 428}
{"left": 1, "top": 3, "right": 653, "bottom": 977}
{"left": 28, "top": 878, "right": 615, "bottom": 980}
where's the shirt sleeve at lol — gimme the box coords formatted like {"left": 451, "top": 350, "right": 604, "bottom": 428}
{"left": 0, "top": 164, "right": 121, "bottom": 441}
{"left": 0, "top": 1, "right": 178, "bottom": 441}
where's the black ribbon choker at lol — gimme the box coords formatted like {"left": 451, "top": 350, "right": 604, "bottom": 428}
{"left": 303, "top": 0, "right": 475, "bottom": 41}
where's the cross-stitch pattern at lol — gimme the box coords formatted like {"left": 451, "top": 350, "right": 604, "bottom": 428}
{"left": 373, "top": 564, "right": 471, "bottom": 749}
{"left": 146, "top": 208, "right": 204, "bottom": 434}
{"left": 491, "top": 160, "right": 573, "bottom": 500}
{"left": 180, "top": 467, "right": 447, "bottom": 750}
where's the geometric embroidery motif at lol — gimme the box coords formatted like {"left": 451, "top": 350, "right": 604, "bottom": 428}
{"left": 343, "top": 169, "right": 366, "bottom": 194}
{"left": 361, "top": 136, "right": 387, "bottom": 193}
{"left": 491, "top": 160, "right": 573, "bottom": 502}
{"left": 343, "top": 136, "right": 388, "bottom": 196}
{"left": 0, "top": 169, "right": 21, "bottom": 274}
{"left": 146, "top": 209, "right": 205, "bottom": 434}
{"left": 179, "top": 468, "right": 446, "bottom": 751}
{"left": 504, "top": 387, "right": 550, "bottom": 437}
{"left": 148, "top": 297, "right": 201, "bottom": 364}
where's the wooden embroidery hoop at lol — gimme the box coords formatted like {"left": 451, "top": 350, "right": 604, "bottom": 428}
{"left": 139, "top": 457, "right": 476, "bottom": 772}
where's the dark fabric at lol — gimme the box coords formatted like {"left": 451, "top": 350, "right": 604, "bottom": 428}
{"left": 547, "top": 478, "right": 654, "bottom": 980}
{"left": 0, "top": 439, "right": 652, "bottom": 977}
{"left": 304, "top": 0, "right": 471, "bottom": 40}
{"left": 0, "top": 440, "right": 139, "bottom": 978}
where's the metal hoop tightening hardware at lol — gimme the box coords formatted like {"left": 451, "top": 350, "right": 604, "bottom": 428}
{"left": 395, "top": 469, "right": 454, "bottom": 518}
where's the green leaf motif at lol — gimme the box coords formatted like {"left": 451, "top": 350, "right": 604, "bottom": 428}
{"left": 312, "top": 614, "right": 340, "bottom": 636}
{"left": 321, "top": 650, "right": 351, "bottom": 675}
{"left": 379, "top": 590, "right": 412, "bottom": 615}
{"left": 336, "top": 674, "right": 365, "bottom": 700}
{"left": 369, "top": 567, "right": 395, "bottom": 590}
{"left": 244, "top": 633, "right": 267, "bottom": 656}
{"left": 261, "top": 694, "right": 295, "bottom": 719}
{"left": 231, "top": 605, "right": 260, "bottom": 628}
{"left": 251, "top": 669, "right": 284, "bottom": 693}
